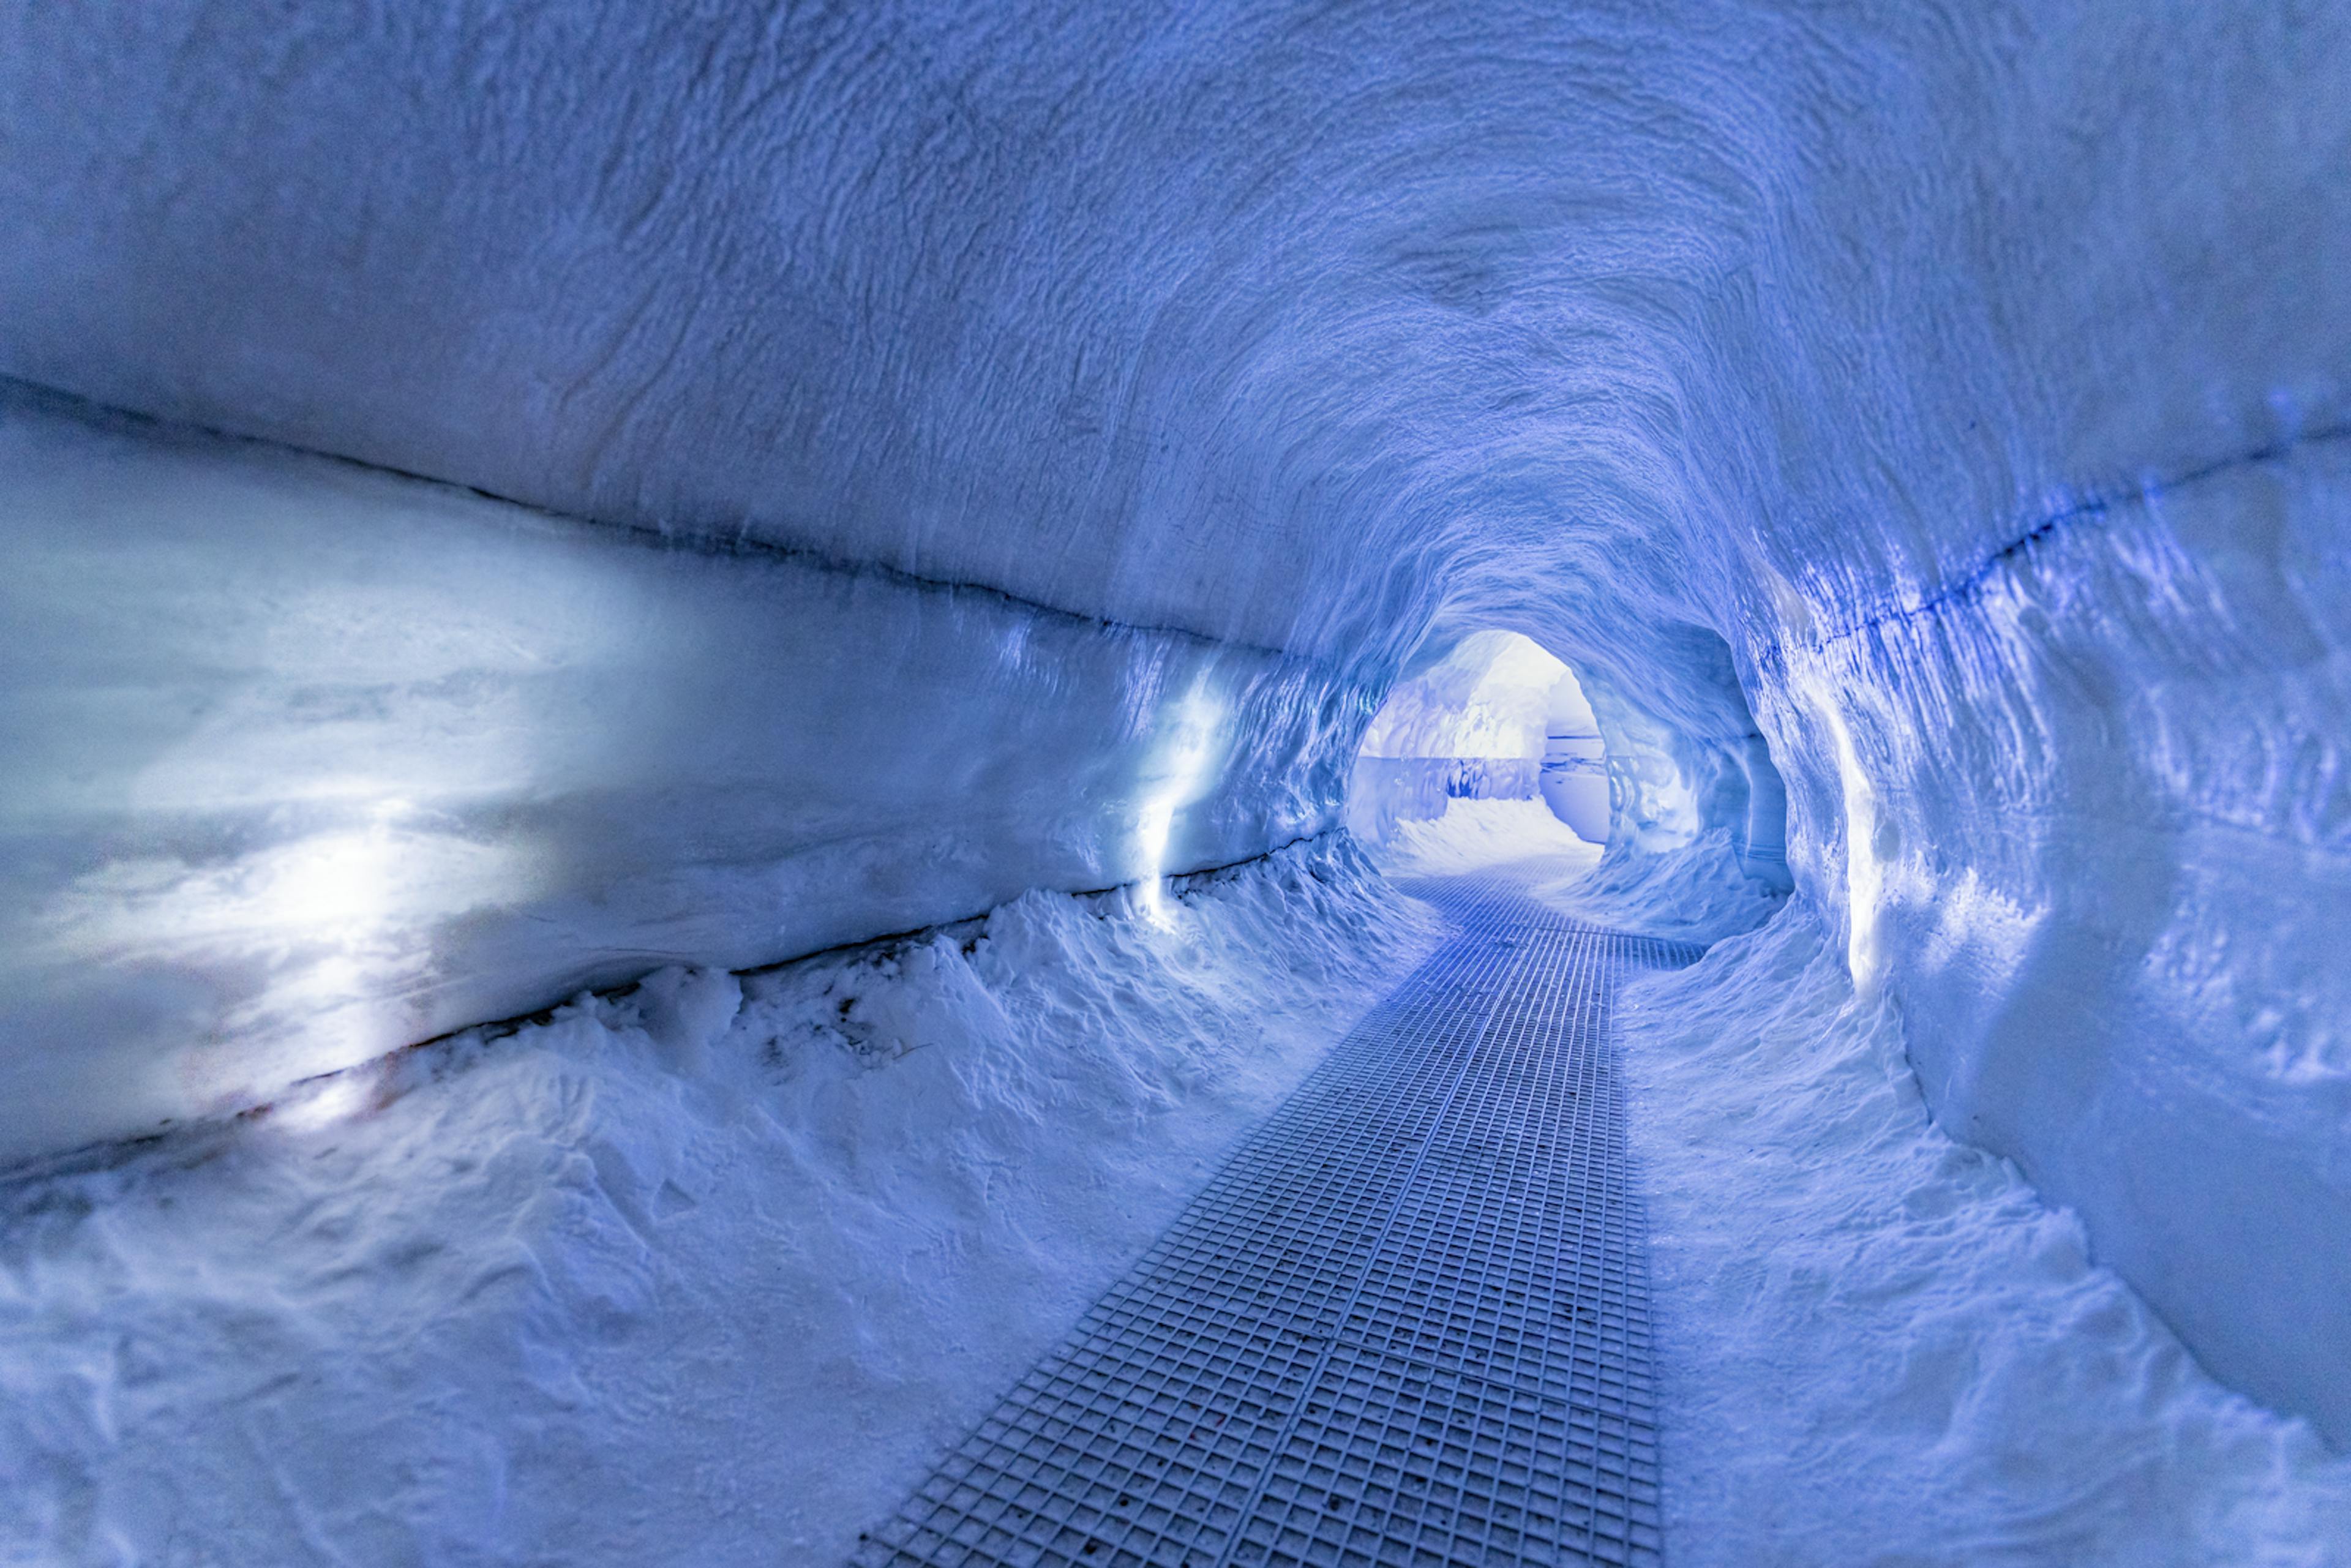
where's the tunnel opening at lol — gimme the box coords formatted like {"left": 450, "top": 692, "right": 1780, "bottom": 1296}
{"left": 6, "top": 6, "right": 2350, "bottom": 1561}
{"left": 1342, "top": 623, "right": 1797, "bottom": 937}
{"left": 1343, "top": 630, "right": 1610, "bottom": 869}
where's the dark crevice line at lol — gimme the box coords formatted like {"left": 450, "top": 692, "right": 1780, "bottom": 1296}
{"left": 0, "top": 373, "right": 1317, "bottom": 669}
{"left": 1808, "top": 421, "right": 2351, "bottom": 653}
{"left": 0, "top": 829, "right": 1344, "bottom": 1188}
{"left": 737, "top": 830, "right": 1340, "bottom": 975}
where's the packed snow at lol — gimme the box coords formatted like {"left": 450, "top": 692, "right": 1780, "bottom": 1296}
{"left": 1370, "top": 797, "right": 1601, "bottom": 877}
{"left": 0, "top": 840, "right": 1438, "bottom": 1565}
{"left": 1622, "top": 902, "right": 2351, "bottom": 1566}
{"left": 1374, "top": 800, "right": 1785, "bottom": 948}
{"left": 1537, "top": 831, "right": 1790, "bottom": 948}
{"left": 1, "top": 0, "right": 2347, "bottom": 1519}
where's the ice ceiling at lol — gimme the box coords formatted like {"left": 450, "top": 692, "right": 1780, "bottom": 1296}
{"left": 2, "top": 0, "right": 2347, "bottom": 1444}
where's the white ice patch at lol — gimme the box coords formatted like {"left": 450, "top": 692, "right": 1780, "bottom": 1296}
{"left": 1622, "top": 903, "right": 2351, "bottom": 1566}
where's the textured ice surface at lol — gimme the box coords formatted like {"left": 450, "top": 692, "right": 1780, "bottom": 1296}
{"left": 1622, "top": 905, "right": 2351, "bottom": 1565}
{"left": 0, "top": 841, "right": 1438, "bottom": 1565}
{"left": 1787, "top": 441, "right": 2351, "bottom": 1440}
{"left": 0, "top": 391, "right": 1357, "bottom": 1161}
{"left": 1, "top": 0, "right": 2347, "bottom": 1450}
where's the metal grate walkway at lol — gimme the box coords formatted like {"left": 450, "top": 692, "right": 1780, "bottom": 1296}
{"left": 854, "top": 864, "right": 1703, "bottom": 1568}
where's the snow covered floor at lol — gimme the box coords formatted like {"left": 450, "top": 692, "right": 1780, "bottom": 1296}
{"left": 1385, "top": 800, "right": 2351, "bottom": 1562}
{"left": 0, "top": 839, "right": 1438, "bottom": 1566}
{"left": 8, "top": 797, "right": 2349, "bottom": 1566}
{"left": 1622, "top": 906, "right": 2351, "bottom": 1566}
{"left": 1370, "top": 798, "right": 1780, "bottom": 947}
{"left": 1368, "top": 797, "right": 1603, "bottom": 877}
{"left": 855, "top": 865, "right": 1684, "bottom": 1567}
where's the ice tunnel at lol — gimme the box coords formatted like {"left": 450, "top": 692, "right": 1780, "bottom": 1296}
{"left": 3, "top": 3, "right": 2349, "bottom": 1562}
{"left": 1343, "top": 631, "right": 1607, "bottom": 843}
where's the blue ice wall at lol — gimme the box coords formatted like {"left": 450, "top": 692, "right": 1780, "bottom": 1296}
{"left": 0, "top": 389, "right": 1359, "bottom": 1160}
{"left": 1, "top": 1, "right": 2347, "bottom": 1439}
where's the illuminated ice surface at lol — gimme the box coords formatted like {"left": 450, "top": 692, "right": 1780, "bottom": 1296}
{"left": 0, "top": 394, "right": 1347, "bottom": 1161}
{"left": 6, "top": 820, "right": 2344, "bottom": 1566}
{"left": 0, "top": 846, "right": 1445, "bottom": 1564}
{"left": 3, "top": 0, "right": 2351, "bottom": 1562}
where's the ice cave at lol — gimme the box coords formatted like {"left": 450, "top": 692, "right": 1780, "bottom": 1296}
{"left": 2, "top": 4, "right": 2349, "bottom": 1564}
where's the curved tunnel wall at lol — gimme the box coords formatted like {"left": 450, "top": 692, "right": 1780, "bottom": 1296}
{"left": 1344, "top": 629, "right": 1564, "bottom": 841}
{"left": 1, "top": 1, "right": 2347, "bottom": 1441}
{"left": 0, "top": 388, "right": 1363, "bottom": 1160}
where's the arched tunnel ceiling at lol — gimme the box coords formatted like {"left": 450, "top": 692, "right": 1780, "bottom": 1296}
{"left": 7, "top": 1, "right": 2342, "bottom": 683}
{"left": 4, "top": 0, "right": 2351, "bottom": 1447}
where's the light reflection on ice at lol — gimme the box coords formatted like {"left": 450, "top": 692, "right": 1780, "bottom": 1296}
{"left": 1810, "top": 680, "right": 1886, "bottom": 996}
{"left": 268, "top": 1067, "right": 378, "bottom": 1133}
{"left": 1133, "top": 681, "right": 1230, "bottom": 923}
{"left": 266, "top": 801, "right": 416, "bottom": 934}
{"left": 2, "top": 400, "right": 1349, "bottom": 1160}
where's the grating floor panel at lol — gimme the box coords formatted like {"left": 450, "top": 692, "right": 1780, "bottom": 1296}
{"left": 854, "top": 863, "right": 1703, "bottom": 1568}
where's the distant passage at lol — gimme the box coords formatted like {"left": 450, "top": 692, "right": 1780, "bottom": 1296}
{"left": 855, "top": 865, "right": 1704, "bottom": 1567}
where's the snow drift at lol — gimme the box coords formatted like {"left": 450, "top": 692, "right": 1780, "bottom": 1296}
{"left": 2, "top": 0, "right": 2347, "bottom": 1457}
{"left": 1622, "top": 902, "right": 2351, "bottom": 1566}
{"left": 0, "top": 842, "right": 1438, "bottom": 1564}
